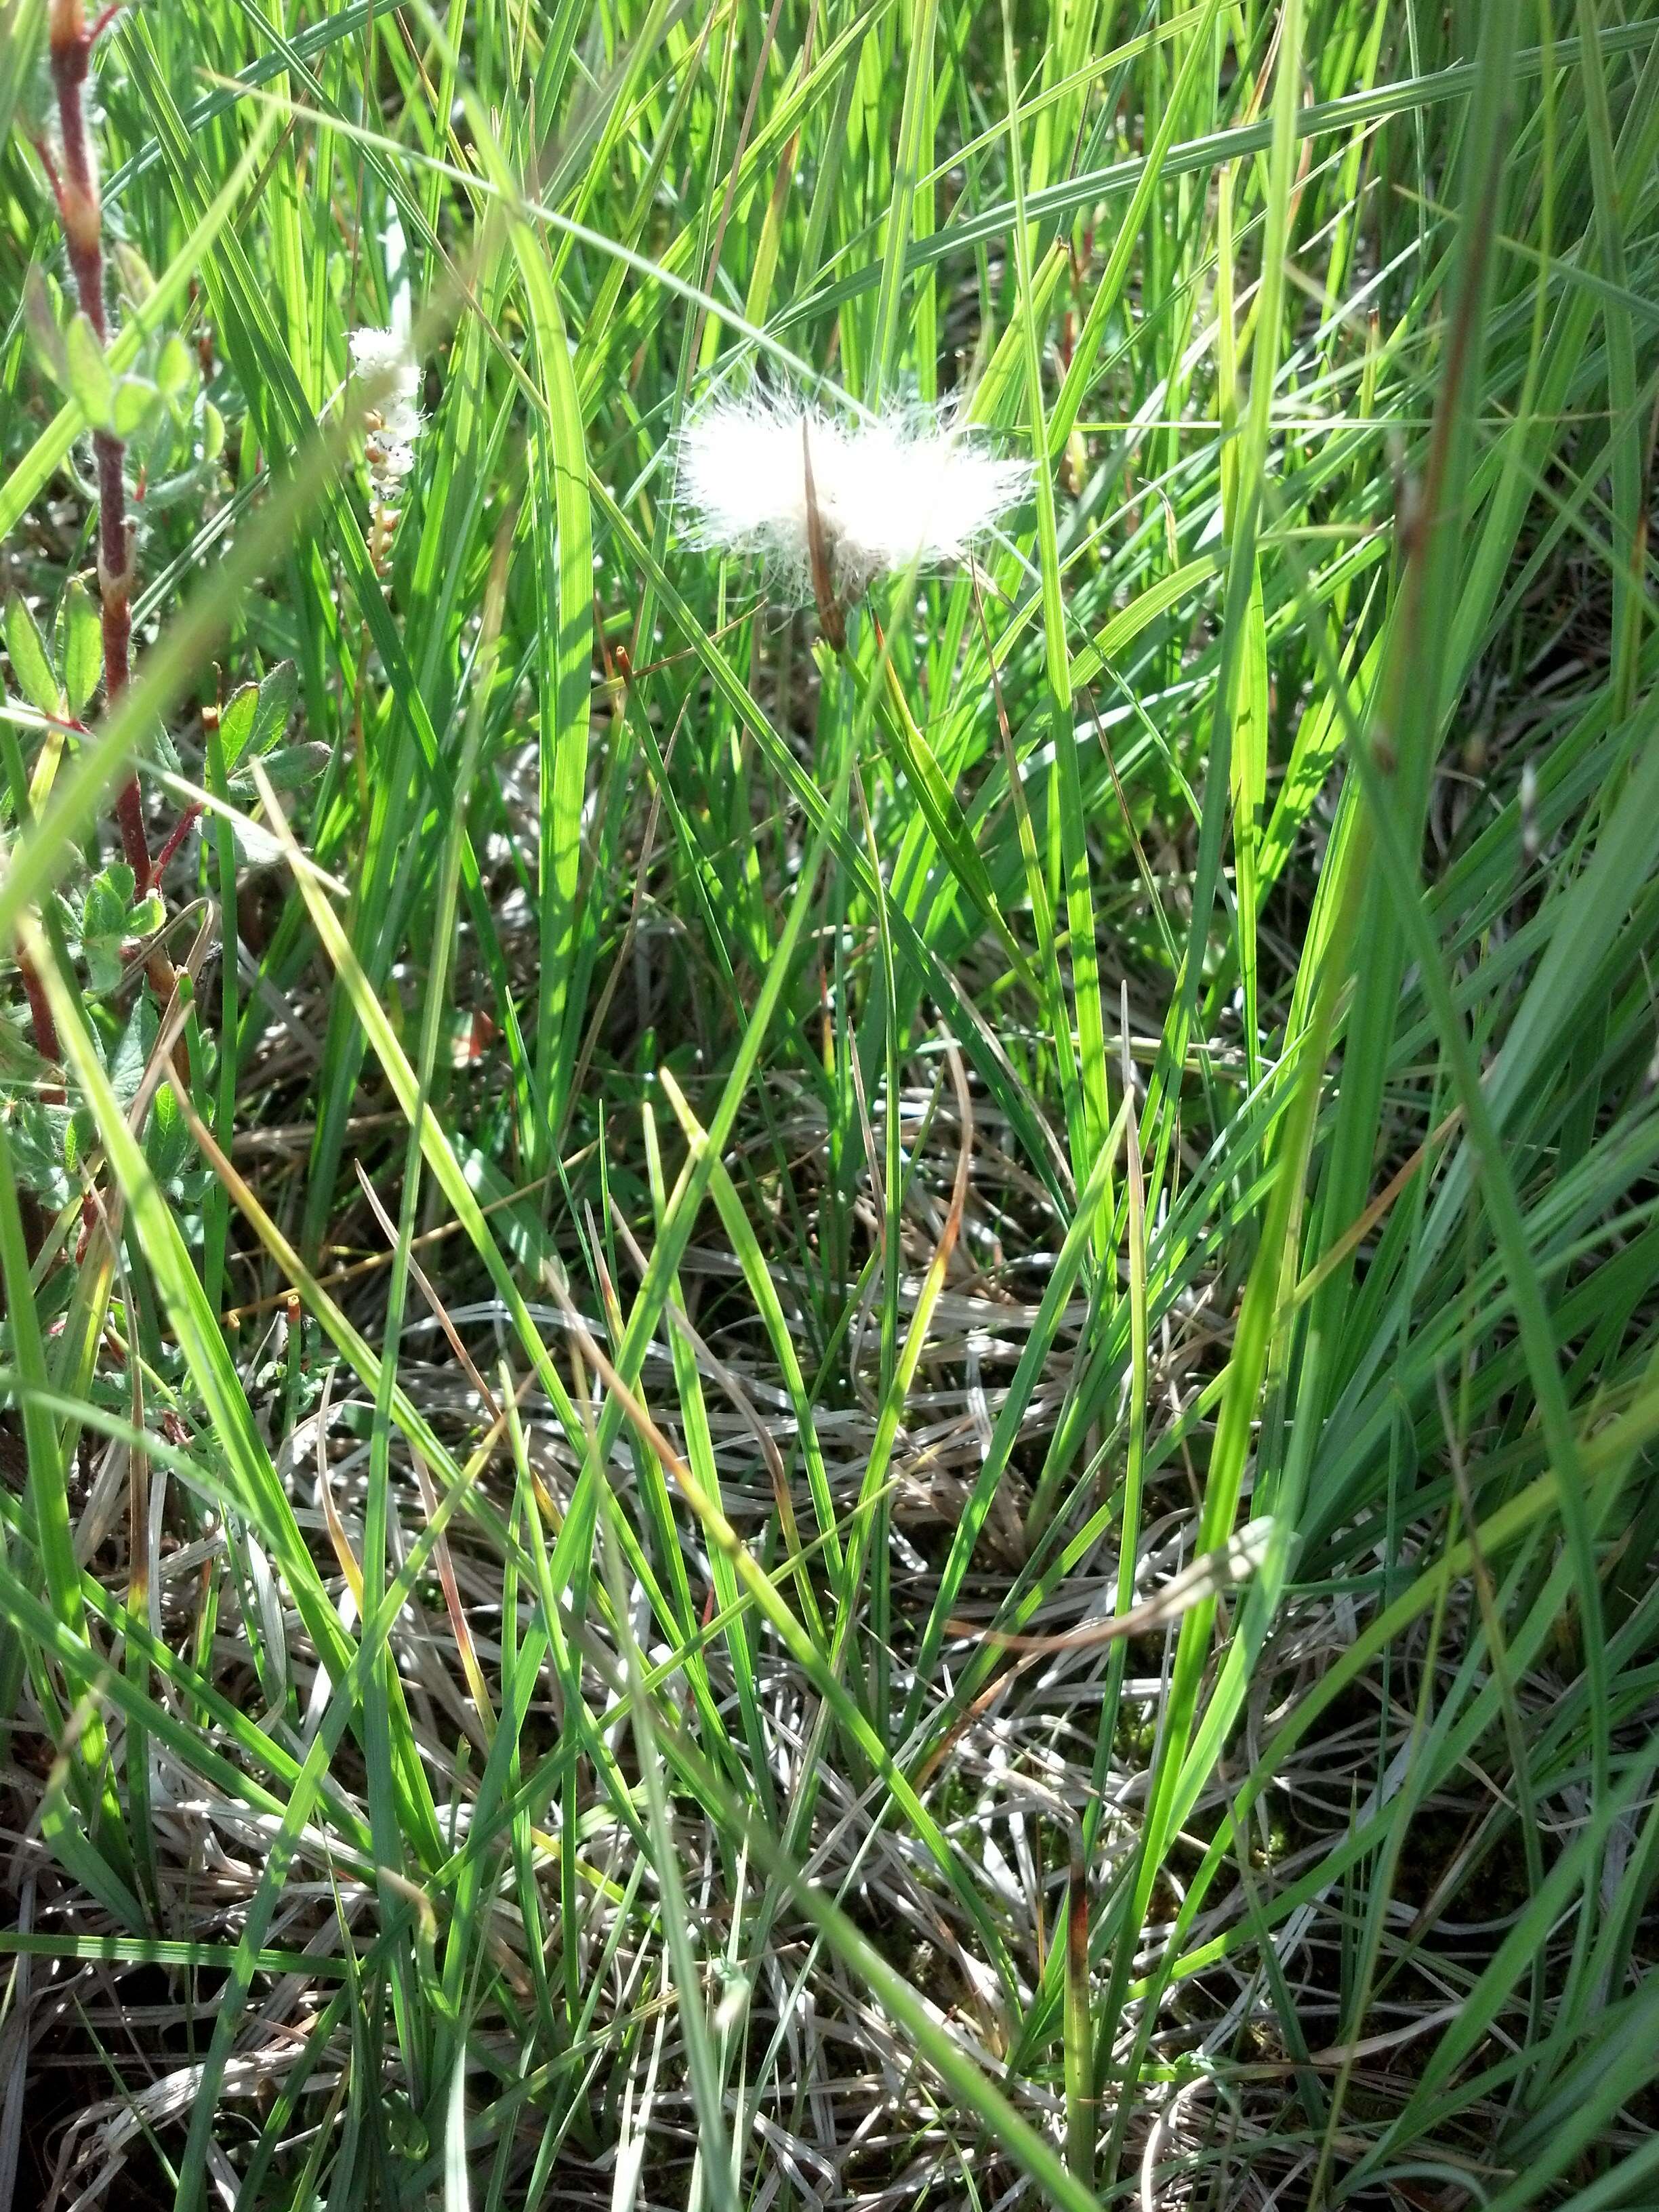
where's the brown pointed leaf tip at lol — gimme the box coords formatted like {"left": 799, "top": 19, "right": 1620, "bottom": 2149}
{"left": 801, "top": 413, "right": 845, "bottom": 650}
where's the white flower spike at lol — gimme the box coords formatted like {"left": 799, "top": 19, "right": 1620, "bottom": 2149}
{"left": 349, "top": 326, "right": 423, "bottom": 501}
{"left": 676, "top": 392, "right": 1027, "bottom": 607}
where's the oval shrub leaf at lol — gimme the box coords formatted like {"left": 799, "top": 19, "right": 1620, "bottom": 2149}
{"left": 64, "top": 311, "right": 115, "bottom": 429}
{"left": 60, "top": 576, "right": 102, "bottom": 716}
{"left": 5, "top": 590, "right": 62, "bottom": 716}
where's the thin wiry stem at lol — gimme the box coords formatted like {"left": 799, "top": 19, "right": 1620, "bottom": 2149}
{"left": 150, "top": 804, "right": 203, "bottom": 881}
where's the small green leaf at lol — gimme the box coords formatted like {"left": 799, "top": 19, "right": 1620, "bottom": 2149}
{"left": 110, "top": 242, "right": 156, "bottom": 304}
{"left": 23, "top": 266, "right": 70, "bottom": 391}
{"left": 85, "top": 941, "right": 124, "bottom": 993}
{"left": 112, "top": 376, "right": 161, "bottom": 438}
{"left": 83, "top": 862, "right": 134, "bottom": 945}
{"left": 5, "top": 591, "right": 61, "bottom": 716}
{"left": 64, "top": 312, "right": 116, "bottom": 429}
{"left": 59, "top": 577, "right": 102, "bottom": 716}
{"left": 221, "top": 661, "right": 297, "bottom": 769}
{"left": 201, "top": 402, "right": 226, "bottom": 462}
{"left": 251, "top": 660, "right": 298, "bottom": 756}
{"left": 69, "top": 1107, "right": 95, "bottom": 1172}
{"left": 218, "top": 684, "right": 258, "bottom": 769}
{"left": 125, "top": 891, "right": 163, "bottom": 938}
{"left": 229, "top": 818, "right": 284, "bottom": 867}
{"left": 146, "top": 1082, "right": 196, "bottom": 1195}
{"left": 11, "top": 1100, "right": 73, "bottom": 1206}
{"left": 156, "top": 333, "right": 194, "bottom": 402}
{"left": 0, "top": 1019, "right": 52, "bottom": 1080}
{"left": 257, "top": 741, "right": 330, "bottom": 793}
{"left": 107, "top": 996, "right": 157, "bottom": 1107}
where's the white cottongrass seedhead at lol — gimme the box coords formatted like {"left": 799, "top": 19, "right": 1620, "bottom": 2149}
{"left": 676, "top": 392, "right": 1027, "bottom": 598}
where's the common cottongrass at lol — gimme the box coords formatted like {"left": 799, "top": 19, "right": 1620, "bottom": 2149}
{"left": 676, "top": 390, "right": 1027, "bottom": 599}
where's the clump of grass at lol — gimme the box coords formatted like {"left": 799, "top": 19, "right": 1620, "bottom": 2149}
{"left": 1, "top": 2, "right": 1658, "bottom": 2208}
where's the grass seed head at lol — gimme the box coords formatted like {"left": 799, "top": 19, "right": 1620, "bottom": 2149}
{"left": 676, "top": 390, "right": 1027, "bottom": 601}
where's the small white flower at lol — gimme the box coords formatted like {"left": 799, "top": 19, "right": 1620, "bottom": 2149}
{"left": 348, "top": 325, "right": 420, "bottom": 400}
{"left": 348, "top": 327, "right": 423, "bottom": 508}
{"left": 676, "top": 391, "right": 1026, "bottom": 598}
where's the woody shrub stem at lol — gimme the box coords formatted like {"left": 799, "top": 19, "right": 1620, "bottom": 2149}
{"left": 48, "top": 0, "right": 147, "bottom": 890}
{"left": 19, "top": 957, "right": 61, "bottom": 1069}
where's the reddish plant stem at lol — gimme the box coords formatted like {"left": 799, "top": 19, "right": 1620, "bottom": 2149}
{"left": 19, "top": 957, "right": 63, "bottom": 1074}
{"left": 150, "top": 803, "right": 201, "bottom": 880}
{"left": 12, "top": 0, "right": 175, "bottom": 1104}
{"left": 15, "top": 0, "right": 191, "bottom": 1139}
{"left": 49, "top": 0, "right": 147, "bottom": 890}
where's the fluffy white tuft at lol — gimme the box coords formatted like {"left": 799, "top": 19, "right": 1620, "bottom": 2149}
{"left": 676, "top": 392, "right": 1027, "bottom": 596}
